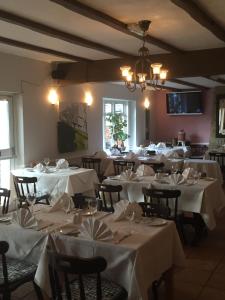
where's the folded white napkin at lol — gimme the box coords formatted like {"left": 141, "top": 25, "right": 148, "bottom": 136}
{"left": 120, "top": 170, "right": 137, "bottom": 181}
{"left": 34, "top": 163, "right": 45, "bottom": 172}
{"left": 94, "top": 150, "right": 108, "bottom": 159}
{"left": 136, "top": 164, "right": 155, "bottom": 176}
{"left": 49, "top": 193, "right": 74, "bottom": 213}
{"left": 165, "top": 151, "right": 180, "bottom": 158}
{"left": 124, "top": 152, "right": 137, "bottom": 159}
{"left": 110, "top": 148, "right": 121, "bottom": 156}
{"left": 79, "top": 218, "right": 113, "bottom": 241}
{"left": 156, "top": 142, "right": 166, "bottom": 149}
{"left": 56, "top": 158, "right": 69, "bottom": 169}
{"left": 182, "top": 167, "right": 195, "bottom": 179}
{"left": 113, "top": 200, "right": 143, "bottom": 221}
{"left": 12, "top": 208, "right": 38, "bottom": 229}
{"left": 169, "top": 173, "right": 185, "bottom": 185}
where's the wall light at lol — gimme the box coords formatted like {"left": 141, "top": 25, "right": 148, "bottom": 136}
{"left": 85, "top": 91, "right": 93, "bottom": 106}
{"left": 48, "top": 87, "right": 59, "bottom": 105}
{"left": 144, "top": 97, "right": 150, "bottom": 109}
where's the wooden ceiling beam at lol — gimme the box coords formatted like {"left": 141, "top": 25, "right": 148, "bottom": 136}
{"left": 169, "top": 78, "right": 208, "bottom": 90}
{"left": 0, "top": 9, "right": 132, "bottom": 58}
{"left": 204, "top": 76, "right": 225, "bottom": 85}
{"left": 171, "top": 0, "right": 225, "bottom": 43}
{"left": 50, "top": 0, "right": 184, "bottom": 54}
{"left": 53, "top": 47, "right": 225, "bottom": 83}
{"left": 0, "top": 35, "right": 90, "bottom": 62}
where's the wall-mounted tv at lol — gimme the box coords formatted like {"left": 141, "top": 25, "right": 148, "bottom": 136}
{"left": 166, "top": 91, "right": 203, "bottom": 115}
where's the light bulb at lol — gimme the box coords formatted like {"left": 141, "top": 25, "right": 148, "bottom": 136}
{"left": 120, "top": 66, "right": 131, "bottom": 77}
{"left": 151, "top": 63, "right": 162, "bottom": 75}
{"left": 126, "top": 71, "right": 133, "bottom": 82}
{"left": 48, "top": 88, "right": 59, "bottom": 105}
{"left": 160, "top": 69, "right": 168, "bottom": 80}
{"left": 144, "top": 98, "right": 150, "bottom": 109}
{"left": 137, "top": 73, "right": 147, "bottom": 83}
{"left": 85, "top": 91, "right": 93, "bottom": 106}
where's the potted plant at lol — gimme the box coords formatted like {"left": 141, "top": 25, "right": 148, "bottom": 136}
{"left": 106, "top": 112, "right": 129, "bottom": 150}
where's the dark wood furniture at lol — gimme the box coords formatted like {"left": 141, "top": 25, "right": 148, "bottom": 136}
{"left": 81, "top": 157, "right": 104, "bottom": 181}
{"left": 208, "top": 152, "right": 225, "bottom": 180}
{"left": 48, "top": 252, "right": 127, "bottom": 300}
{"left": 113, "top": 160, "right": 135, "bottom": 175}
{"left": 140, "top": 161, "right": 164, "bottom": 173}
{"left": 0, "top": 188, "right": 10, "bottom": 215}
{"left": 95, "top": 183, "right": 122, "bottom": 212}
{"left": 0, "top": 241, "right": 43, "bottom": 300}
{"left": 13, "top": 175, "right": 50, "bottom": 207}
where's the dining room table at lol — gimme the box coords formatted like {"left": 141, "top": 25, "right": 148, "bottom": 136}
{"left": 103, "top": 175, "right": 225, "bottom": 230}
{"left": 11, "top": 166, "right": 99, "bottom": 201}
{"left": 0, "top": 206, "right": 186, "bottom": 300}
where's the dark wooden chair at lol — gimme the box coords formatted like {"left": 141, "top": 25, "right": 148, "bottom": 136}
{"left": 95, "top": 183, "right": 122, "bottom": 212}
{"left": 208, "top": 152, "right": 225, "bottom": 180}
{"left": 0, "top": 241, "right": 43, "bottom": 300}
{"left": 140, "top": 161, "right": 164, "bottom": 173}
{"left": 13, "top": 175, "right": 50, "bottom": 207}
{"left": 147, "top": 150, "right": 156, "bottom": 156}
{"left": 48, "top": 252, "right": 127, "bottom": 300}
{"left": 82, "top": 157, "right": 105, "bottom": 182}
{"left": 113, "top": 160, "right": 135, "bottom": 175}
{"left": 0, "top": 188, "right": 10, "bottom": 215}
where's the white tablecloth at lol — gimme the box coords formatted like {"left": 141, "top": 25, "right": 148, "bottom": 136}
{"left": 104, "top": 176, "right": 225, "bottom": 230}
{"left": 1, "top": 209, "right": 185, "bottom": 300}
{"left": 11, "top": 167, "right": 99, "bottom": 201}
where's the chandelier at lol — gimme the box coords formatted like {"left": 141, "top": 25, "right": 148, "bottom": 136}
{"left": 120, "top": 20, "right": 168, "bottom": 92}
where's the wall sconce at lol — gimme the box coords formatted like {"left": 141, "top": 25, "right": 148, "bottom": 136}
{"left": 144, "top": 97, "right": 150, "bottom": 110}
{"left": 84, "top": 91, "right": 93, "bottom": 106}
{"left": 48, "top": 87, "right": 59, "bottom": 105}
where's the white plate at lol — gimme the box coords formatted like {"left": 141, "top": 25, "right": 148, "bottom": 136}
{"left": 145, "top": 218, "right": 167, "bottom": 226}
{"left": 0, "top": 217, "right": 11, "bottom": 223}
{"left": 26, "top": 168, "right": 34, "bottom": 172}
{"left": 203, "top": 177, "right": 215, "bottom": 181}
{"left": 70, "top": 166, "right": 79, "bottom": 170}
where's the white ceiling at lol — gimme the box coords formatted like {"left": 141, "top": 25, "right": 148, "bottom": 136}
{"left": 0, "top": 0, "right": 224, "bottom": 89}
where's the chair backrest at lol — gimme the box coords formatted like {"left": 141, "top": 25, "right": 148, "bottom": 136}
{"left": 13, "top": 176, "right": 37, "bottom": 203}
{"left": 0, "top": 241, "right": 10, "bottom": 289}
{"left": 140, "top": 161, "right": 164, "bottom": 173}
{"left": 48, "top": 252, "right": 107, "bottom": 300}
{"left": 142, "top": 187, "right": 181, "bottom": 221}
{"left": 95, "top": 183, "right": 122, "bottom": 212}
{"left": 113, "top": 160, "right": 135, "bottom": 175}
{"left": 147, "top": 150, "right": 156, "bottom": 156}
{"left": 209, "top": 152, "right": 225, "bottom": 170}
{"left": 82, "top": 157, "right": 101, "bottom": 175}
{"left": 0, "top": 188, "right": 10, "bottom": 215}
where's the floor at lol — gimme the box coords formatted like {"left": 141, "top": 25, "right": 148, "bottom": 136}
{"left": 11, "top": 208, "right": 225, "bottom": 300}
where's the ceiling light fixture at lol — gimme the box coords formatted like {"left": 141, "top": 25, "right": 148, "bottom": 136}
{"left": 120, "top": 20, "right": 168, "bottom": 92}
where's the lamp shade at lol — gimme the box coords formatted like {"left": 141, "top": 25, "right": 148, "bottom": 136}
{"left": 151, "top": 63, "right": 162, "bottom": 75}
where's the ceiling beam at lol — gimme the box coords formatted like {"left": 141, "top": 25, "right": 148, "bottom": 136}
{"left": 146, "top": 83, "right": 187, "bottom": 92}
{"left": 50, "top": 0, "right": 184, "bottom": 54}
{"left": 0, "top": 35, "right": 90, "bottom": 62}
{"left": 0, "top": 9, "right": 132, "bottom": 58}
{"left": 204, "top": 76, "right": 225, "bottom": 85}
{"left": 169, "top": 78, "right": 208, "bottom": 90}
{"left": 170, "top": 0, "right": 225, "bottom": 43}
{"left": 53, "top": 47, "right": 225, "bottom": 83}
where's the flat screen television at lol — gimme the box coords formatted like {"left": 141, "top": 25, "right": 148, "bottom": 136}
{"left": 166, "top": 91, "right": 203, "bottom": 115}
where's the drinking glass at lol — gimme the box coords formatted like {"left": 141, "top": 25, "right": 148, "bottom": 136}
{"left": 127, "top": 162, "right": 134, "bottom": 171}
{"left": 88, "top": 198, "right": 98, "bottom": 216}
{"left": 126, "top": 211, "right": 136, "bottom": 234}
{"left": 43, "top": 157, "right": 50, "bottom": 168}
{"left": 27, "top": 193, "right": 36, "bottom": 213}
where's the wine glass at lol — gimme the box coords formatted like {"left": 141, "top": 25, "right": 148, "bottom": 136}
{"left": 127, "top": 162, "right": 134, "bottom": 171}
{"left": 43, "top": 157, "right": 50, "bottom": 168}
{"left": 88, "top": 198, "right": 98, "bottom": 216}
{"left": 27, "top": 193, "right": 36, "bottom": 214}
{"left": 126, "top": 211, "right": 136, "bottom": 234}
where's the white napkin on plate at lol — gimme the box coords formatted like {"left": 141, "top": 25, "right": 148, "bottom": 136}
{"left": 49, "top": 193, "right": 74, "bottom": 213}
{"left": 94, "top": 150, "right": 108, "bottom": 159}
{"left": 136, "top": 164, "right": 155, "bottom": 176}
{"left": 120, "top": 170, "right": 137, "bottom": 181}
{"left": 113, "top": 200, "right": 143, "bottom": 221}
{"left": 169, "top": 173, "right": 185, "bottom": 185}
{"left": 156, "top": 142, "right": 166, "bottom": 149}
{"left": 124, "top": 152, "right": 137, "bottom": 159}
{"left": 34, "top": 163, "right": 45, "bottom": 172}
{"left": 182, "top": 167, "right": 195, "bottom": 179}
{"left": 56, "top": 158, "right": 69, "bottom": 169}
{"left": 79, "top": 218, "right": 113, "bottom": 241}
{"left": 12, "top": 208, "right": 38, "bottom": 229}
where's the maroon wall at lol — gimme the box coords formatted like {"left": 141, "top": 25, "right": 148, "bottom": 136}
{"left": 150, "top": 89, "right": 213, "bottom": 144}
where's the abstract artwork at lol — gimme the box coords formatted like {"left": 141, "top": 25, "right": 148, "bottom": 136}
{"left": 58, "top": 103, "right": 88, "bottom": 153}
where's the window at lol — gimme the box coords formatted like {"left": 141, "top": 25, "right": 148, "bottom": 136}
{"left": 103, "top": 98, "right": 136, "bottom": 151}
{"left": 0, "top": 96, "right": 14, "bottom": 189}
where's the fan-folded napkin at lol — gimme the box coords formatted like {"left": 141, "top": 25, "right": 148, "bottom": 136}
{"left": 79, "top": 218, "right": 113, "bottom": 241}
{"left": 12, "top": 208, "right": 38, "bottom": 229}
{"left": 56, "top": 159, "right": 69, "bottom": 169}
{"left": 169, "top": 173, "right": 185, "bottom": 185}
{"left": 94, "top": 150, "right": 108, "bottom": 159}
{"left": 156, "top": 142, "right": 166, "bottom": 149}
{"left": 48, "top": 193, "right": 74, "bottom": 213}
{"left": 120, "top": 170, "right": 137, "bottom": 181}
{"left": 34, "top": 163, "right": 45, "bottom": 172}
{"left": 182, "top": 167, "right": 195, "bottom": 179}
{"left": 136, "top": 164, "right": 155, "bottom": 176}
{"left": 113, "top": 199, "right": 143, "bottom": 221}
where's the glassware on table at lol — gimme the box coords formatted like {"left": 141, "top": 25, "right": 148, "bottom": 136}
{"left": 193, "top": 171, "right": 201, "bottom": 184}
{"left": 127, "top": 162, "right": 134, "bottom": 171}
{"left": 43, "top": 157, "right": 50, "bottom": 168}
{"left": 26, "top": 193, "right": 36, "bottom": 213}
{"left": 126, "top": 211, "right": 136, "bottom": 234}
{"left": 88, "top": 198, "right": 98, "bottom": 216}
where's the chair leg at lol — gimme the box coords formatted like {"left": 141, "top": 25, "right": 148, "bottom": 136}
{"left": 152, "top": 281, "right": 159, "bottom": 300}
{"left": 3, "top": 291, "right": 11, "bottom": 300}
{"left": 33, "top": 281, "right": 43, "bottom": 300}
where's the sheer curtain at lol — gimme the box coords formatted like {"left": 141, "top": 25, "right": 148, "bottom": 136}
{"left": 219, "top": 99, "right": 225, "bottom": 135}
